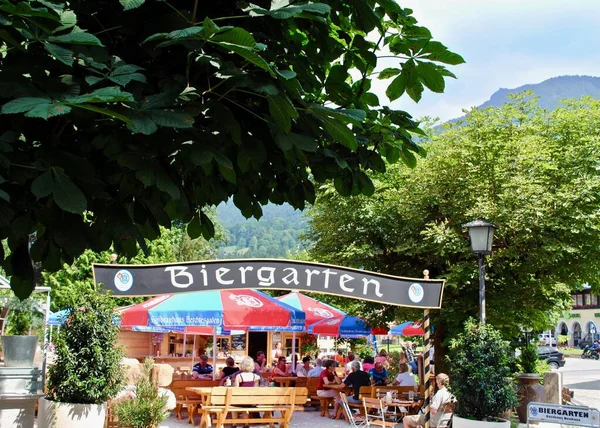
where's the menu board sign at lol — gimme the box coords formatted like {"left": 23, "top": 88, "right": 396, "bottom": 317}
{"left": 231, "top": 333, "right": 246, "bottom": 351}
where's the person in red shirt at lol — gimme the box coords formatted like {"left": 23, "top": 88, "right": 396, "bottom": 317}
{"left": 334, "top": 350, "right": 345, "bottom": 367}
{"left": 272, "top": 356, "right": 288, "bottom": 377}
{"left": 317, "top": 360, "right": 341, "bottom": 418}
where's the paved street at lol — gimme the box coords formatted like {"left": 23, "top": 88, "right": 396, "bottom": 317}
{"left": 562, "top": 357, "right": 600, "bottom": 410}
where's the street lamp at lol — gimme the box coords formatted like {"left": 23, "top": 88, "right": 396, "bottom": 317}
{"left": 464, "top": 219, "right": 496, "bottom": 325}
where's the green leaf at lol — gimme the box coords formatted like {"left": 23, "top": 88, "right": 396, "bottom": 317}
{"left": 203, "top": 17, "right": 219, "bottom": 37}
{"left": 10, "top": 244, "right": 34, "bottom": 300}
{"left": 386, "top": 73, "right": 407, "bottom": 101}
{"left": 154, "top": 165, "right": 180, "bottom": 199}
{"left": 44, "top": 42, "right": 73, "bottom": 66}
{"left": 68, "top": 103, "right": 133, "bottom": 125}
{"left": 31, "top": 170, "right": 54, "bottom": 199}
{"left": 0, "top": 189, "right": 9, "bottom": 202}
{"left": 401, "top": 147, "right": 417, "bottom": 168}
{"left": 211, "top": 41, "right": 274, "bottom": 76}
{"left": 148, "top": 110, "right": 195, "bottom": 128}
{"left": 51, "top": 169, "right": 87, "bottom": 213}
{"left": 56, "top": 10, "right": 77, "bottom": 31}
{"left": 211, "top": 28, "right": 256, "bottom": 47}
{"left": 309, "top": 105, "right": 365, "bottom": 125}
{"left": 85, "top": 76, "right": 104, "bottom": 86}
{"left": 67, "top": 87, "right": 134, "bottom": 104}
{"left": 166, "top": 26, "right": 204, "bottom": 40}
{"left": 187, "top": 214, "right": 202, "bottom": 239}
{"left": 119, "top": 0, "right": 145, "bottom": 10}
{"left": 299, "top": 3, "right": 331, "bottom": 14}
{"left": 357, "top": 171, "right": 375, "bottom": 196}
{"left": 214, "top": 153, "right": 236, "bottom": 184}
{"left": 32, "top": 168, "right": 87, "bottom": 213}
{"left": 416, "top": 62, "right": 445, "bottom": 93}
{"left": 25, "top": 103, "right": 71, "bottom": 119}
{"left": 108, "top": 64, "right": 146, "bottom": 86}
{"left": 378, "top": 68, "right": 401, "bottom": 80}
{"left": 127, "top": 114, "right": 158, "bottom": 135}
{"left": 320, "top": 116, "right": 357, "bottom": 150}
{"left": 199, "top": 211, "right": 215, "bottom": 240}
{"left": 2, "top": 97, "right": 52, "bottom": 114}
{"left": 421, "top": 41, "right": 466, "bottom": 65}
{"left": 49, "top": 31, "right": 103, "bottom": 46}
{"left": 276, "top": 69, "right": 297, "bottom": 80}
{"left": 268, "top": 95, "right": 296, "bottom": 133}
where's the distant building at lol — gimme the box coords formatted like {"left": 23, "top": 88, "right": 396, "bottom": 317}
{"left": 555, "top": 285, "right": 599, "bottom": 347}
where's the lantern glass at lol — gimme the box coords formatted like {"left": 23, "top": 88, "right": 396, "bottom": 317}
{"left": 464, "top": 220, "right": 495, "bottom": 254}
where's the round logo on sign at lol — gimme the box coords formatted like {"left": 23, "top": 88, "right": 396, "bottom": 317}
{"left": 309, "top": 307, "right": 334, "bottom": 319}
{"left": 114, "top": 270, "right": 133, "bottom": 292}
{"left": 408, "top": 283, "right": 424, "bottom": 303}
{"left": 230, "top": 294, "right": 264, "bottom": 308}
{"left": 529, "top": 406, "right": 538, "bottom": 417}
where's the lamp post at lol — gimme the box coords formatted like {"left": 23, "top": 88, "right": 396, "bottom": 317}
{"left": 464, "top": 219, "right": 496, "bottom": 325}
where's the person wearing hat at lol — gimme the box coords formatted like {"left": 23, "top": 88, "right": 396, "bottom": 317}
{"left": 192, "top": 355, "right": 214, "bottom": 379}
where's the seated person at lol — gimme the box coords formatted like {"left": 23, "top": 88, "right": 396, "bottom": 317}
{"left": 296, "top": 356, "right": 313, "bottom": 377}
{"left": 192, "top": 355, "right": 213, "bottom": 379}
{"left": 342, "top": 361, "right": 371, "bottom": 404}
{"left": 369, "top": 362, "right": 389, "bottom": 386}
{"left": 392, "top": 363, "right": 416, "bottom": 386}
{"left": 317, "top": 360, "right": 342, "bottom": 418}
{"left": 254, "top": 351, "right": 268, "bottom": 373}
{"left": 234, "top": 357, "right": 261, "bottom": 387}
{"left": 221, "top": 356, "right": 238, "bottom": 378}
{"left": 362, "top": 355, "right": 375, "bottom": 372}
{"left": 272, "top": 356, "right": 289, "bottom": 377}
{"left": 403, "top": 373, "right": 452, "bottom": 428}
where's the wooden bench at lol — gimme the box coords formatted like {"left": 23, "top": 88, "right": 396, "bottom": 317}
{"left": 168, "top": 379, "right": 220, "bottom": 422}
{"left": 199, "top": 387, "right": 308, "bottom": 428}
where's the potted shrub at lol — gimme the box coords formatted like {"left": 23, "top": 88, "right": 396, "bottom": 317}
{"left": 111, "top": 357, "right": 170, "bottom": 428}
{"left": 447, "top": 319, "right": 517, "bottom": 428}
{"left": 38, "top": 290, "right": 124, "bottom": 428}
{"left": 516, "top": 343, "right": 546, "bottom": 423}
{"left": 1, "top": 296, "right": 40, "bottom": 367}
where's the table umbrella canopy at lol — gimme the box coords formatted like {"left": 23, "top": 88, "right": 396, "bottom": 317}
{"left": 308, "top": 315, "right": 388, "bottom": 338}
{"left": 120, "top": 289, "right": 305, "bottom": 331}
{"left": 276, "top": 292, "right": 346, "bottom": 329}
{"left": 390, "top": 321, "right": 425, "bottom": 336}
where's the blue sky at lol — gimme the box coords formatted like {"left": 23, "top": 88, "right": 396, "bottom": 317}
{"left": 380, "top": 0, "right": 600, "bottom": 121}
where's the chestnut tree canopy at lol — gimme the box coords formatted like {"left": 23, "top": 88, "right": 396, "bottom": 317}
{"left": 0, "top": 0, "right": 463, "bottom": 298}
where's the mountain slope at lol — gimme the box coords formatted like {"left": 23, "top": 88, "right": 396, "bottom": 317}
{"left": 479, "top": 75, "right": 600, "bottom": 111}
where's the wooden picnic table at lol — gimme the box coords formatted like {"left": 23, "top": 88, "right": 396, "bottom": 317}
{"left": 186, "top": 387, "right": 215, "bottom": 427}
{"left": 271, "top": 376, "right": 297, "bottom": 388}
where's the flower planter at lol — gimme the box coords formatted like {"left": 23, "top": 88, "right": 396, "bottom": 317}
{"left": 1, "top": 335, "right": 38, "bottom": 368}
{"left": 452, "top": 415, "right": 510, "bottom": 428}
{"left": 516, "top": 374, "right": 546, "bottom": 423}
{"left": 37, "top": 397, "right": 106, "bottom": 428}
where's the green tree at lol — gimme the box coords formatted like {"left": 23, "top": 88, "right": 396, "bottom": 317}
{"left": 305, "top": 94, "right": 600, "bottom": 371}
{"left": 0, "top": 0, "right": 463, "bottom": 298}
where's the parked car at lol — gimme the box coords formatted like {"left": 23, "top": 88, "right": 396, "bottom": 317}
{"left": 537, "top": 333, "right": 557, "bottom": 346}
{"left": 537, "top": 346, "right": 565, "bottom": 369}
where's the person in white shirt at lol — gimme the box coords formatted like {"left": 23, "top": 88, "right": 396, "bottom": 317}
{"left": 296, "top": 356, "right": 313, "bottom": 377}
{"left": 392, "top": 363, "right": 416, "bottom": 386}
{"left": 403, "top": 373, "right": 452, "bottom": 428}
{"left": 307, "top": 358, "right": 324, "bottom": 377}
{"left": 345, "top": 353, "right": 362, "bottom": 374}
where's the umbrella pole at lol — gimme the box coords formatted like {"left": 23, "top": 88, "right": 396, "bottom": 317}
{"left": 183, "top": 332, "right": 187, "bottom": 359}
{"left": 192, "top": 334, "right": 196, "bottom": 367}
{"left": 212, "top": 328, "right": 217, "bottom": 380}
{"left": 291, "top": 331, "right": 296, "bottom": 373}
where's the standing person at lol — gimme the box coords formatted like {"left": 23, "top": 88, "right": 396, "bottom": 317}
{"left": 341, "top": 361, "right": 371, "bottom": 404}
{"left": 369, "top": 362, "right": 389, "bottom": 386}
{"left": 308, "top": 358, "right": 324, "bottom": 377}
{"left": 296, "top": 356, "right": 313, "bottom": 377}
{"left": 317, "top": 360, "right": 342, "bottom": 418}
{"left": 404, "top": 342, "right": 418, "bottom": 374}
{"left": 334, "top": 350, "right": 345, "bottom": 367}
{"left": 192, "top": 355, "right": 213, "bottom": 379}
{"left": 254, "top": 351, "right": 267, "bottom": 373}
{"left": 392, "top": 363, "right": 416, "bottom": 386}
{"left": 403, "top": 373, "right": 452, "bottom": 428}
{"left": 271, "top": 342, "right": 283, "bottom": 362}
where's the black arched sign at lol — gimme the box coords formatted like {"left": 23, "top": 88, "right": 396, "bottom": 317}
{"left": 93, "top": 259, "right": 445, "bottom": 308}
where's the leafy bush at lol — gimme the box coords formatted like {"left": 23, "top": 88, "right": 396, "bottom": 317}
{"left": 448, "top": 319, "right": 517, "bottom": 421}
{"left": 46, "top": 290, "right": 124, "bottom": 404}
{"left": 558, "top": 335, "right": 569, "bottom": 346}
{"left": 8, "top": 308, "right": 31, "bottom": 335}
{"left": 519, "top": 344, "right": 539, "bottom": 374}
{"left": 112, "top": 358, "right": 169, "bottom": 428}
